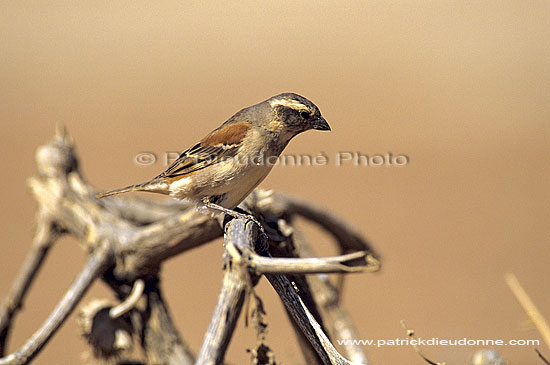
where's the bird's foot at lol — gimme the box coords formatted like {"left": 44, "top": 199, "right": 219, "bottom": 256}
{"left": 201, "top": 198, "right": 267, "bottom": 239}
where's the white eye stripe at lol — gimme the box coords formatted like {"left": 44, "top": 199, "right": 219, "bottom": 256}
{"left": 269, "top": 98, "right": 310, "bottom": 112}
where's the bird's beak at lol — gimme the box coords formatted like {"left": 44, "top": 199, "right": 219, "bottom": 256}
{"left": 312, "top": 116, "right": 331, "bottom": 131}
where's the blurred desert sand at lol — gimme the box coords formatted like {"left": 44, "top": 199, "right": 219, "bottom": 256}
{"left": 1, "top": 1, "right": 549, "bottom": 364}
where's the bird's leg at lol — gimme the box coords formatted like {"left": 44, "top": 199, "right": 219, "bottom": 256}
{"left": 201, "top": 198, "right": 266, "bottom": 237}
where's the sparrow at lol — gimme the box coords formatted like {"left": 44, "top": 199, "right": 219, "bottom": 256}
{"left": 96, "top": 93, "right": 330, "bottom": 218}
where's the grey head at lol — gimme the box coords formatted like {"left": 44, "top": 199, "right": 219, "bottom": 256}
{"left": 227, "top": 93, "right": 331, "bottom": 135}
{"left": 265, "top": 92, "right": 331, "bottom": 133}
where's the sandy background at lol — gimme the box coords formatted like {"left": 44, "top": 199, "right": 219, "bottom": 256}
{"left": 1, "top": 1, "right": 549, "bottom": 364}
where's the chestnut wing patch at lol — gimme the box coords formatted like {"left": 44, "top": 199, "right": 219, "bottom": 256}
{"left": 200, "top": 122, "right": 249, "bottom": 146}
{"left": 159, "top": 123, "right": 249, "bottom": 180}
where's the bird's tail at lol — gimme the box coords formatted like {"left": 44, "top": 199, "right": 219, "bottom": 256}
{"left": 96, "top": 181, "right": 150, "bottom": 199}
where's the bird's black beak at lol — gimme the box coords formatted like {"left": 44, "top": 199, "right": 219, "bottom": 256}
{"left": 312, "top": 116, "right": 331, "bottom": 131}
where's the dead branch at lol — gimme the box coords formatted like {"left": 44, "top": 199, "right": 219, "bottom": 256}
{"left": 196, "top": 218, "right": 259, "bottom": 364}
{"left": 265, "top": 273, "right": 354, "bottom": 365}
{"left": 0, "top": 217, "right": 59, "bottom": 355}
{"left": 141, "top": 282, "right": 195, "bottom": 365}
{"left": 400, "top": 321, "right": 446, "bottom": 365}
{"left": 0, "top": 242, "right": 112, "bottom": 365}
{"left": 250, "top": 251, "right": 378, "bottom": 274}
{"left": 292, "top": 230, "right": 370, "bottom": 364}
{"left": 536, "top": 349, "right": 550, "bottom": 365}
{"left": 0, "top": 128, "right": 379, "bottom": 364}
{"left": 505, "top": 273, "right": 550, "bottom": 352}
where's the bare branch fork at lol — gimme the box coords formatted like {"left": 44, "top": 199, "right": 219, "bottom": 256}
{"left": 0, "top": 128, "right": 379, "bottom": 364}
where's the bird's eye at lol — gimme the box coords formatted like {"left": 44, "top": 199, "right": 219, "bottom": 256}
{"left": 300, "top": 111, "right": 310, "bottom": 119}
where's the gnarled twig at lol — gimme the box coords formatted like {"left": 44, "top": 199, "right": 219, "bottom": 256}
{"left": 0, "top": 217, "right": 59, "bottom": 355}
{"left": 250, "top": 251, "right": 379, "bottom": 274}
{"left": 506, "top": 273, "right": 550, "bottom": 353}
{"left": 0, "top": 242, "right": 112, "bottom": 365}
{"left": 292, "top": 230, "right": 370, "bottom": 364}
{"left": 196, "top": 218, "right": 260, "bottom": 364}
{"left": 0, "top": 129, "right": 379, "bottom": 364}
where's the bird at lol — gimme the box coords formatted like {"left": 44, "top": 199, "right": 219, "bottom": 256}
{"left": 96, "top": 93, "right": 331, "bottom": 219}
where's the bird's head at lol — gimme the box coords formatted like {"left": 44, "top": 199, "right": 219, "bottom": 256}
{"left": 265, "top": 93, "right": 331, "bottom": 136}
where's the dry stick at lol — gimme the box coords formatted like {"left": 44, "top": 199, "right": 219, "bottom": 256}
{"left": 0, "top": 218, "right": 58, "bottom": 355}
{"left": 110, "top": 279, "right": 145, "bottom": 319}
{"left": 142, "top": 283, "right": 195, "bottom": 365}
{"left": 195, "top": 266, "right": 248, "bottom": 365}
{"left": 255, "top": 213, "right": 335, "bottom": 364}
{"left": 256, "top": 250, "right": 370, "bottom": 362}
{"left": 265, "top": 243, "right": 327, "bottom": 365}
{"left": 292, "top": 230, "right": 369, "bottom": 364}
{"left": 128, "top": 209, "right": 222, "bottom": 273}
{"left": 196, "top": 217, "right": 361, "bottom": 365}
{"left": 254, "top": 193, "right": 377, "bottom": 363}
{"left": 196, "top": 218, "right": 256, "bottom": 365}
{"left": 250, "top": 251, "right": 378, "bottom": 274}
{"left": 2, "top": 130, "right": 376, "bottom": 363}
{"left": 249, "top": 199, "right": 372, "bottom": 364}
{"left": 400, "top": 321, "right": 445, "bottom": 365}
{"left": 99, "top": 196, "right": 193, "bottom": 225}
{"left": 505, "top": 273, "right": 550, "bottom": 360}
{"left": 256, "top": 191, "right": 379, "bottom": 296}
{"left": 24, "top": 130, "right": 214, "bottom": 362}
{"left": 536, "top": 348, "right": 550, "bottom": 365}
{"left": 265, "top": 273, "right": 356, "bottom": 365}
{"left": 0, "top": 242, "right": 112, "bottom": 365}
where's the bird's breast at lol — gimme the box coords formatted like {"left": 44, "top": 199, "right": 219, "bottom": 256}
{"left": 168, "top": 127, "right": 285, "bottom": 208}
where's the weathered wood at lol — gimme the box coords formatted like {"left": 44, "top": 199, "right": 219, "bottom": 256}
{"left": 0, "top": 129, "right": 378, "bottom": 364}
{"left": 0, "top": 242, "right": 112, "bottom": 365}
{"left": 195, "top": 218, "right": 256, "bottom": 364}
{"left": 142, "top": 283, "right": 195, "bottom": 365}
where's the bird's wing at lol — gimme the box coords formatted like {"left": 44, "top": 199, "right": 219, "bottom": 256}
{"left": 158, "top": 122, "right": 250, "bottom": 180}
{"left": 159, "top": 142, "right": 237, "bottom": 179}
